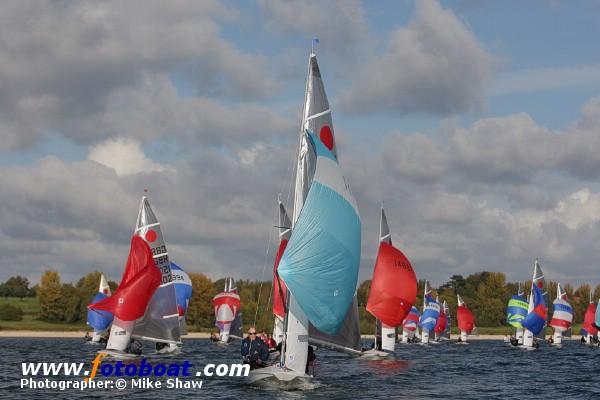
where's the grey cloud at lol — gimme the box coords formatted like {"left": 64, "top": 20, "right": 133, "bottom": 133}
{"left": 0, "top": 0, "right": 281, "bottom": 149}
{"left": 339, "top": 0, "right": 491, "bottom": 116}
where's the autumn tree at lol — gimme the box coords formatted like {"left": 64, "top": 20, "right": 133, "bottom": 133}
{"left": 37, "top": 270, "right": 63, "bottom": 321}
{"left": 187, "top": 273, "right": 216, "bottom": 329}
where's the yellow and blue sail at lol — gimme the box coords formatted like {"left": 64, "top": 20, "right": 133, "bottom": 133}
{"left": 506, "top": 295, "right": 528, "bottom": 328}
{"left": 278, "top": 130, "right": 361, "bottom": 336}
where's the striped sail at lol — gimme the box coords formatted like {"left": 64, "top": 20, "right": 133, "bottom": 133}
{"left": 279, "top": 130, "right": 361, "bottom": 335}
{"left": 171, "top": 262, "right": 192, "bottom": 335}
{"left": 131, "top": 197, "right": 181, "bottom": 344}
{"left": 213, "top": 278, "right": 241, "bottom": 342}
{"left": 418, "top": 300, "right": 440, "bottom": 331}
{"left": 507, "top": 295, "right": 528, "bottom": 328}
{"left": 87, "top": 274, "right": 113, "bottom": 333}
{"left": 549, "top": 298, "right": 573, "bottom": 332}
{"left": 403, "top": 306, "right": 420, "bottom": 331}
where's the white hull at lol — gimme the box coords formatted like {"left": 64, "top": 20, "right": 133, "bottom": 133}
{"left": 99, "top": 349, "right": 141, "bottom": 361}
{"left": 421, "top": 329, "right": 430, "bottom": 344}
{"left": 360, "top": 349, "right": 393, "bottom": 360}
{"left": 246, "top": 365, "right": 314, "bottom": 390}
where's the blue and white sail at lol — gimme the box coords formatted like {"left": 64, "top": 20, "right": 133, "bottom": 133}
{"left": 278, "top": 130, "right": 361, "bottom": 335}
{"left": 171, "top": 262, "right": 192, "bottom": 335}
{"left": 87, "top": 274, "right": 113, "bottom": 342}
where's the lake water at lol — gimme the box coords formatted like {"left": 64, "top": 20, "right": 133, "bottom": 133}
{"left": 0, "top": 338, "right": 598, "bottom": 399}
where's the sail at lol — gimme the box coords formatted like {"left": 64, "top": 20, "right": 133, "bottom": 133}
{"left": 171, "top": 262, "right": 192, "bottom": 335}
{"left": 213, "top": 279, "right": 241, "bottom": 332}
{"left": 549, "top": 298, "right": 573, "bottom": 332}
{"left": 89, "top": 236, "right": 161, "bottom": 322}
{"left": 278, "top": 130, "right": 361, "bottom": 335}
{"left": 583, "top": 302, "right": 598, "bottom": 335}
{"left": 595, "top": 300, "right": 600, "bottom": 330}
{"left": 434, "top": 307, "right": 448, "bottom": 335}
{"left": 457, "top": 305, "right": 475, "bottom": 334}
{"left": 522, "top": 284, "right": 547, "bottom": 335}
{"left": 507, "top": 295, "right": 528, "bottom": 328}
{"left": 366, "top": 241, "right": 417, "bottom": 327}
{"left": 131, "top": 197, "right": 181, "bottom": 344}
{"left": 418, "top": 300, "right": 440, "bottom": 331}
{"left": 443, "top": 300, "right": 451, "bottom": 338}
{"left": 230, "top": 311, "right": 244, "bottom": 339}
{"left": 87, "top": 274, "right": 113, "bottom": 331}
{"left": 423, "top": 280, "right": 433, "bottom": 308}
{"left": 403, "top": 306, "right": 420, "bottom": 331}
{"left": 273, "top": 201, "right": 291, "bottom": 320}
{"left": 308, "top": 295, "right": 362, "bottom": 352}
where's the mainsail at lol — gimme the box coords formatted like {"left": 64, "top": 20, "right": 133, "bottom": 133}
{"left": 87, "top": 274, "right": 113, "bottom": 338}
{"left": 272, "top": 201, "right": 291, "bottom": 344}
{"left": 213, "top": 278, "right": 241, "bottom": 343}
{"left": 131, "top": 197, "right": 181, "bottom": 344}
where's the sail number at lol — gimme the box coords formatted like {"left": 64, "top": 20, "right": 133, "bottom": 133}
{"left": 152, "top": 245, "right": 167, "bottom": 256}
{"left": 393, "top": 259, "right": 411, "bottom": 270}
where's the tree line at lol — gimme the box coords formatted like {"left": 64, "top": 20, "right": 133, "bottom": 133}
{"left": 2, "top": 270, "right": 599, "bottom": 332}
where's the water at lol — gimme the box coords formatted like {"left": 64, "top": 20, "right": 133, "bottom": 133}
{"left": 1, "top": 338, "right": 599, "bottom": 399}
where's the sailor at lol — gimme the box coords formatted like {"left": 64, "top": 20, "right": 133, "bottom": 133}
{"left": 266, "top": 334, "right": 277, "bottom": 351}
{"left": 241, "top": 327, "right": 269, "bottom": 370}
{"left": 210, "top": 332, "right": 219, "bottom": 342}
{"left": 84, "top": 332, "right": 91, "bottom": 342}
{"left": 156, "top": 342, "right": 168, "bottom": 352}
{"left": 127, "top": 338, "right": 143, "bottom": 355}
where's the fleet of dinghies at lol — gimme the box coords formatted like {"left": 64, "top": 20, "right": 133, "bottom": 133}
{"left": 77, "top": 44, "right": 600, "bottom": 392}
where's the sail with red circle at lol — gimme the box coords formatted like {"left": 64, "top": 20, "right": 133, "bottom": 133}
{"left": 366, "top": 208, "right": 417, "bottom": 327}
{"left": 89, "top": 235, "right": 161, "bottom": 322}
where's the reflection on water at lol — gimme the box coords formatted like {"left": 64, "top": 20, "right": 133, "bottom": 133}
{"left": 1, "top": 338, "right": 599, "bottom": 399}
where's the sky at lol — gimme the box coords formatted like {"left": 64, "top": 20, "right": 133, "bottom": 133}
{"left": 1, "top": 0, "right": 600, "bottom": 288}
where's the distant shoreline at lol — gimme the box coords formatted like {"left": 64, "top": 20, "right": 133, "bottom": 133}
{"left": 0, "top": 331, "right": 583, "bottom": 340}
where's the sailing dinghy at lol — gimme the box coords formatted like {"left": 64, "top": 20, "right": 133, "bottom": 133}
{"left": 400, "top": 306, "right": 420, "bottom": 343}
{"left": 213, "top": 277, "right": 242, "bottom": 344}
{"left": 582, "top": 293, "right": 598, "bottom": 345}
{"left": 548, "top": 283, "right": 572, "bottom": 347}
{"left": 90, "top": 196, "right": 182, "bottom": 359}
{"left": 86, "top": 274, "right": 113, "bottom": 344}
{"left": 418, "top": 281, "right": 439, "bottom": 344}
{"left": 157, "top": 262, "right": 192, "bottom": 354}
{"left": 521, "top": 260, "right": 548, "bottom": 350}
{"left": 456, "top": 295, "right": 475, "bottom": 344}
{"left": 247, "top": 46, "right": 361, "bottom": 389}
{"left": 365, "top": 207, "right": 417, "bottom": 355}
{"left": 506, "top": 282, "right": 528, "bottom": 346}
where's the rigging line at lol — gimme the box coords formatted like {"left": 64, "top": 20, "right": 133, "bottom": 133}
{"left": 253, "top": 202, "right": 278, "bottom": 328}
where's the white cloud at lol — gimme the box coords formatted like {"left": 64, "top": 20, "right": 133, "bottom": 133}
{"left": 88, "top": 138, "right": 170, "bottom": 176}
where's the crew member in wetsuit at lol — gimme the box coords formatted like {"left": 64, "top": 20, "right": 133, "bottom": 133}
{"left": 241, "top": 327, "right": 269, "bottom": 370}
{"left": 127, "top": 338, "right": 143, "bottom": 355}
{"left": 84, "top": 332, "right": 91, "bottom": 342}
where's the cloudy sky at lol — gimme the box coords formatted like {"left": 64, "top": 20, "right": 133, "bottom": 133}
{"left": 1, "top": 0, "right": 600, "bottom": 288}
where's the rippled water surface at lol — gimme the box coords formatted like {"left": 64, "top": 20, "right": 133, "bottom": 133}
{"left": 1, "top": 338, "right": 598, "bottom": 399}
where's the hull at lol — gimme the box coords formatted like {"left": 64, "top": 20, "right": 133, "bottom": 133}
{"left": 359, "top": 349, "right": 393, "bottom": 360}
{"left": 99, "top": 349, "right": 141, "bottom": 361}
{"left": 246, "top": 365, "right": 314, "bottom": 390}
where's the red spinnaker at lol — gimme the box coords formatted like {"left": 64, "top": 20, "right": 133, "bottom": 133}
{"left": 457, "top": 305, "right": 475, "bottom": 333}
{"left": 272, "top": 239, "right": 288, "bottom": 319}
{"left": 434, "top": 309, "right": 447, "bottom": 334}
{"left": 366, "top": 242, "right": 417, "bottom": 327}
{"left": 583, "top": 303, "right": 598, "bottom": 335}
{"left": 88, "top": 236, "right": 161, "bottom": 321}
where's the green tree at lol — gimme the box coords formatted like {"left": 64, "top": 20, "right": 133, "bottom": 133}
{"left": 37, "top": 270, "right": 63, "bottom": 321}
{"left": 76, "top": 271, "right": 104, "bottom": 321}
{"left": 0, "top": 304, "right": 23, "bottom": 320}
{"left": 57, "top": 284, "right": 81, "bottom": 322}
{"left": 4, "top": 276, "right": 31, "bottom": 299}
{"left": 187, "top": 273, "right": 216, "bottom": 329}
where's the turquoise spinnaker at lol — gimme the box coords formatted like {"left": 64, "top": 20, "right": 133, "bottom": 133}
{"left": 278, "top": 131, "right": 361, "bottom": 336}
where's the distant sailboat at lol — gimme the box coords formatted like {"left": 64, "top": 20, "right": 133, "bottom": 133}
{"left": 506, "top": 282, "right": 528, "bottom": 345}
{"left": 158, "top": 262, "right": 192, "bottom": 353}
{"left": 401, "top": 306, "right": 420, "bottom": 343}
{"left": 366, "top": 207, "right": 417, "bottom": 353}
{"left": 418, "top": 281, "right": 439, "bottom": 345}
{"left": 548, "top": 283, "right": 572, "bottom": 347}
{"left": 213, "top": 277, "right": 241, "bottom": 343}
{"left": 582, "top": 292, "right": 598, "bottom": 345}
{"left": 272, "top": 201, "right": 291, "bottom": 345}
{"left": 456, "top": 294, "right": 475, "bottom": 344}
{"left": 86, "top": 274, "right": 113, "bottom": 344}
{"left": 521, "top": 260, "right": 548, "bottom": 350}
{"left": 248, "top": 44, "right": 361, "bottom": 389}
{"left": 433, "top": 303, "right": 448, "bottom": 342}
